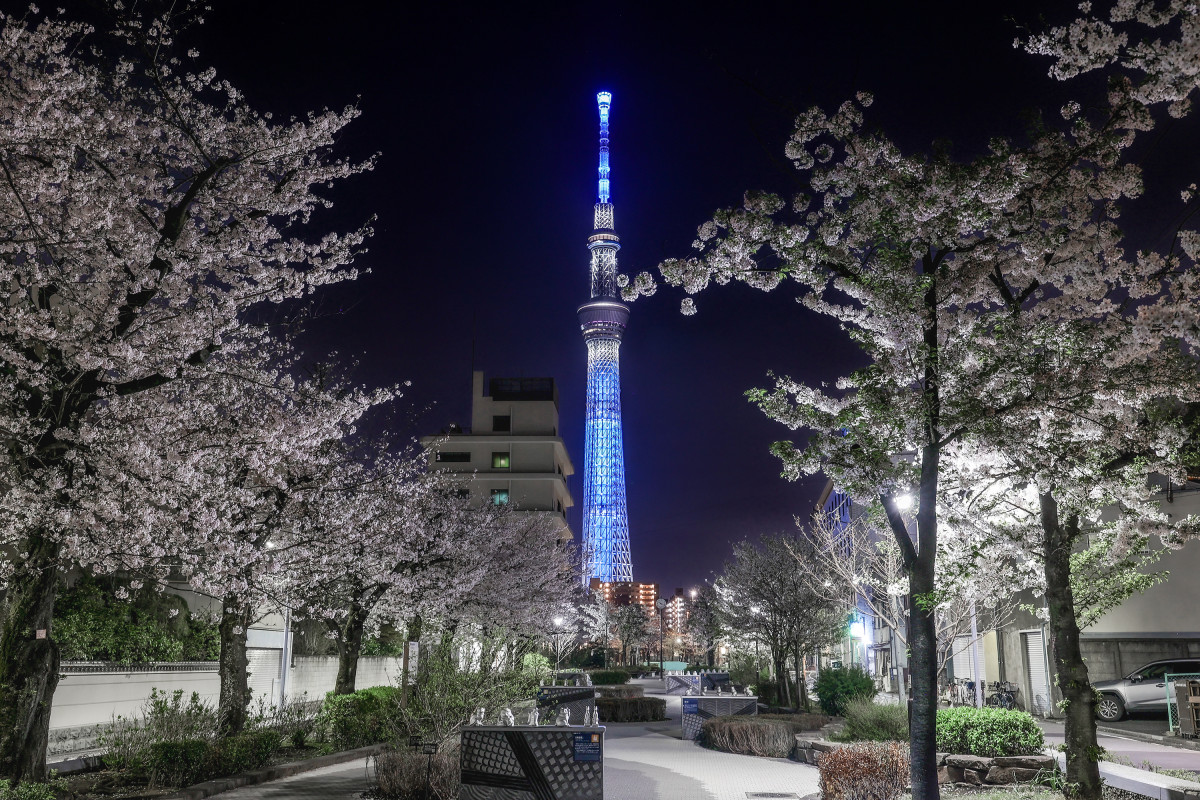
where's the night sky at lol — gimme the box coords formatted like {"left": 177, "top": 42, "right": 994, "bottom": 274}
{"left": 54, "top": 1, "right": 1195, "bottom": 592}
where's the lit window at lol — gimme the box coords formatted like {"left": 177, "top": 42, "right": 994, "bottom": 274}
{"left": 492, "top": 452, "right": 510, "bottom": 469}
{"left": 491, "top": 489, "right": 510, "bottom": 506}
{"left": 493, "top": 415, "right": 511, "bottom": 432}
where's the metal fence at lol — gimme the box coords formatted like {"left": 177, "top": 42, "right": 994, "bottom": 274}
{"left": 1164, "top": 672, "right": 1200, "bottom": 733}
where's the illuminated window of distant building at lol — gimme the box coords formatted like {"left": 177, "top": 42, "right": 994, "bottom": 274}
{"left": 491, "top": 489, "right": 510, "bottom": 505}
{"left": 436, "top": 451, "right": 470, "bottom": 463}
{"left": 492, "top": 452, "right": 510, "bottom": 469}
{"left": 493, "top": 415, "right": 511, "bottom": 432}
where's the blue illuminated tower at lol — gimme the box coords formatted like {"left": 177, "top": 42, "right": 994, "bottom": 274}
{"left": 579, "top": 91, "right": 633, "bottom": 584}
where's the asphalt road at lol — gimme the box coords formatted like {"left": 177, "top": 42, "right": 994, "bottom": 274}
{"left": 1101, "top": 712, "right": 1175, "bottom": 737}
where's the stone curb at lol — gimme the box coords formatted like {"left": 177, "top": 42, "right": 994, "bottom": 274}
{"left": 161, "top": 743, "right": 389, "bottom": 800}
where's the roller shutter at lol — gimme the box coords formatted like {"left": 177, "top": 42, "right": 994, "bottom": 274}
{"left": 247, "top": 648, "right": 281, "bottom": 705}
{"left": 1023, "top": 631, "right": 1051, "bottom": 715}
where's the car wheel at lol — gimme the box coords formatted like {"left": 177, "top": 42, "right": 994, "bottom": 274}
{"left": 1097, "top": 694, "right": 1125, "bottom": 722}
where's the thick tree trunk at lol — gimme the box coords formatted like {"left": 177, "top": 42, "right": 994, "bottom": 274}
{"left": 1041, "top": 495, "right": 1103, "bottom": 800}
{"left": 218, "top": 598, "right": 253, "bottom": 736}
{"left": 795, "top": 649, "right": 809, "bottom": 712}
{"left": 0, "top": 532, "right": 61, "bottom": 783}
{"left": 333, "top": 607, "right": 367, "bottom": 695}
{"left": 908, "top": 565, "right": 940, "bottom": 800}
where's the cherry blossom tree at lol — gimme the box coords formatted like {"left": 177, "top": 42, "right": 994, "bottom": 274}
{"left": 632, "top": 81, "right": 1169, "bottom": 798}
{"left": 0, "top": 3, "right": 373, "bottom": 778}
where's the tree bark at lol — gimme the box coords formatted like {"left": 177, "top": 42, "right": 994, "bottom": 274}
{"left": 217, "top": 598, "right": 253, "bottom": 736}
{"left": 0, "top": 532, "right": 61, "bottom": 783}
{"left": 1041, "top": 494, "right": 1103, "bottom": 800}
{"left": 333, "top": 605, "right": 368, "bottom": 696}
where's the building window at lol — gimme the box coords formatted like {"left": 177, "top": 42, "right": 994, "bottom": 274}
{"left": 435, "top": 451, "right": 471, "bottom": 463}
{"left": 491, "top": 489, "right": 510, "bottom": 506}
{"left": 492, "top": 452, "right": 510, "bottom": 469}
{"left": 493, "top": 415, "right": 511, "bottom": 432}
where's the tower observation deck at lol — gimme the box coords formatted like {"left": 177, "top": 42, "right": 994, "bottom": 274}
{"left": 579, "top": 91, "right": 633, "bottom": 585}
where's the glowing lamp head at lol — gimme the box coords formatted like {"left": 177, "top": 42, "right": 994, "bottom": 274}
{"left": 895, "top": 493, "right": 913, "bottom": 510}
{"left": 553, "top": 616, "right": 564, "bottom": 627}
{"left": 596, "top": 91, "right": 612, "bottom": 107}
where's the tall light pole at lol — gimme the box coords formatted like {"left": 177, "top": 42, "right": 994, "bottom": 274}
{"left": 655, "top": 597, "right": 667, "bottom": 673}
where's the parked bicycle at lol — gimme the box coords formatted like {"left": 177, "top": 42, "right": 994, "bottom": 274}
{"left": 985, "top": 680, "right": 1019, "bottom": 710}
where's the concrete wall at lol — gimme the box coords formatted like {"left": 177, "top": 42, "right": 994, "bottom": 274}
{"left": 48, "top": 654, "right": 406, "bottom": 753}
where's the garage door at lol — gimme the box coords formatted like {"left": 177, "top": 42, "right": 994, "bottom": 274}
{"left": 1023, "top": 631, "right": 1051, "bottom": 715}
{"left": 952, "top": 635, "right": 986, "bottom": 682}
{"left": 247, "top": 648, "right": 281, "bottom": 705}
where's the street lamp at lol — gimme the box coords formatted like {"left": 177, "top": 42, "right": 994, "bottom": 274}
{"left": 655, "top": 597, "right": 667, "bottom": 674}
{"left": 719, "top": 645, "right": 728, "bottom": 670}
{"left": 750, "top": 606, "right": 762, "bottom": 682}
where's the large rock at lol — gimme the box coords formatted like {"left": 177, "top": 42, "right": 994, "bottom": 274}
{"left": 811, "top": 740, "right": 847, "bottom": 753}
{"left": 986, "top": 766, "right": 1042, "bottom": 784}
{"left": 946, "top": 755, "right": 994, "bottom": 770}
{"left": 963, "top": 769, "right": 986, "bottom": 785}
{"left": 993, "top": 755, "right": 1054, "bottom": 770}
{"left": 936, "top": 752, "right": 948, "bottom": 766}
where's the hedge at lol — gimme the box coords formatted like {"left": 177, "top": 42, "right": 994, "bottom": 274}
{"left": 838, "top": 697, "right": 909, "bottom": 742}
{"left": 814, "top": 665, "right": 877, "bottom": 716}
{"left": 935, "top": 706, "right": 1044, "bottom": 758}
{"left": 595, "top": 697, "right": 666, "bottom": 722}
{"left": 312, "top": 686, "right": 403, "bottom": 750}
{"left": 588, "top": 669, "right": 631, "bottom": 685}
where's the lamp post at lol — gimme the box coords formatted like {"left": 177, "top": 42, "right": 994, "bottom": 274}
{"left": 655, "top": 597, "right": 667, "bottom": 674}
{"left": 750, "top": 605, "right": 762, "bottom": 682}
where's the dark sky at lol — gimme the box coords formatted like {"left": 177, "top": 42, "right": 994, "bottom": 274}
{"left": 156, "top": 1, "right": 1193, "bottom": 592}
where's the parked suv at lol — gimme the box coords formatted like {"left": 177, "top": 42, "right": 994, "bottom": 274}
{"left": 1092, "top": 658, "right": 1200, "bottom": 721}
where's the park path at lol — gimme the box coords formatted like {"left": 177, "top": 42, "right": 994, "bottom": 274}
{"left": 210, "top": 679, "right": 820, "bottom": 800}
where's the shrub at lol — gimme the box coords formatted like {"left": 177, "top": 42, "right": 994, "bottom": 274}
{"left": 143, "top": 738, "right": 209, "bottom": 787}
{"left": 99, "top": 689, "right": 218, "bottom": 773}
{"left": 936, "top": 706, "right": 1044, "bottom": 758}
{"left": 839, "top": 698, "right": 909, "bottom": 742}
{"left": 814, "top": 666, "right": 877, "bottom": 716}
{"left": 312, "top": 686, "right": 403, "bottom": 750}
{"left": 588, "top": 669, "right": 631, "bottom": 685}
{"left": 374, "top": 745, "right": 460, "bottom": 799}
{"left": 247, "top": 692, "right": 316, "bottom": 748}
{"left": 0, "top": 774, "right": 67, "bottom": 800}
{"left": 699, "top": 717, "right": 797, "bottom": 758}
{"left": 596, "top": 697, "right": 666, "bottom": 722}
{"left": 758, "top": 712, "right": 832, "bottom": 731}
{"left": 207, "top": 730, "right": 283, "bottom": 776}
{"left": 819, "top": 741, "right": 910, "bottom": 800}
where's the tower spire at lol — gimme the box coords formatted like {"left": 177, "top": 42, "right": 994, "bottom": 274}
{"left": 578, "top": 91, "right": 633, "bottom": 586}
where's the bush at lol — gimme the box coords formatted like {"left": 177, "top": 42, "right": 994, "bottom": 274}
{"left": 839, "top": 698, "right": 909, "bottom": 742}
{"left": 819, "top": 741, "right": 909, "bottom": 800}
{"left": 206, "top": 730, "right": 283, "bottom": 776}
{"left": 699, "top": 717, "right": 798, "bottom": 758}
{"left": 312, "top": 686, "right": 403, "bottom": 750}
{"left": 936, "top": 706, "right": 1044, "bottom": 758}
{"left": 814, "top": 666, "right": 877, "bottom": 716}
{"left": 0, "top": 774, "right": 67, "bottom": 800}
{"left": 99, "top": 689, "right": 218, "bottom": 773}
{"left": 374, "top": 745, "right": 460, "bottom": 799}
{"left": 588, "top": 669, "right": 631, "bottom": 685}
{"left": 758, "top": 712, "right": 832, "bottom": 731}
{"left": 146, "top": 739, "right": 210, "bottom": 787}
{"left": 596, "top": 697, "right": 666, "bottom": 722}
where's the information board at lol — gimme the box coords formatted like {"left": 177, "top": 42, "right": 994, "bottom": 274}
{"left": 572, "top": 732, "right": 602, "bottom": 762}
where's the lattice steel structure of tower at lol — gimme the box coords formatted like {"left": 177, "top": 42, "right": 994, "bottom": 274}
{"left": 578, "top": 91, "right": 633, "bottom": 585}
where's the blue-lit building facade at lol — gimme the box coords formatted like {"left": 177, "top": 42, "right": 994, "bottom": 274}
{"left": 578, "top": 91, "right": 633, "bottom": 584}
{"left": 818, "top": 481, "right": 907, "bottom": 693}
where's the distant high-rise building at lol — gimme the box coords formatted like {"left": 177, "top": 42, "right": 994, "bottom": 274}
{"left": 579, "top": 90, "right": 633, "bottom": 585}
{"left": 589, "top": 578, "right": 657, "bottom": 615}
{"left": 422, "top": 371, "right": 574, "bottom": 541}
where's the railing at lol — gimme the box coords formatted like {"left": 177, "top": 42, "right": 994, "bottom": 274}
{"left": 1165, "top": 672, "right": 1200, "bottom": 733}
{"left": 60, "top": 661, "right": 219, "bottom": 674}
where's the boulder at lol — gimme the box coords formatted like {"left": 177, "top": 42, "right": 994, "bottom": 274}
{"left": 993, "top": 755, "right": 1055, "bottom": 770}
{"left": 936, "top": 752, "right": 948, "bottom": 766}
{"left": 942, "top": 766, "right": 965, "bottom": 784}
{"left": 986, "top": 766, "right": 1042, "bottom": 784}
{"left": 946, "top": 754, "right": 994, "bottom": 771}
{"left": 963, "top": 769, "right": 986, "bottom": 785}
{"left": 794, "top": 736, "right": 814, "bottom": 750}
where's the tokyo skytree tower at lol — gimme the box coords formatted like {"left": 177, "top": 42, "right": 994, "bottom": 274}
{"left": 578, "top": 91, "right": 633, "bottom": 584}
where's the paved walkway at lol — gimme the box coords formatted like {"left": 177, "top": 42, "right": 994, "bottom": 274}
{"left": 213, "top": 681, "right": 820, "bottom": 800}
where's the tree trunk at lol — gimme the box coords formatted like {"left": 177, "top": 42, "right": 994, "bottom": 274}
{"left": 795, "top": 649, "right": 810, "bottom": 712}
{"left": 0, "top": 532, "right": 61, "bottom": 783}
{"left": 218, "top": 598, "right": 253, "bottom": 736}
{"left": 333, "top": 606, "right": 368, "bottom": 696}
{"left": 1041, "top": 494, "right": 1103, "bottom": 800}
{"left": 908, "top": 564, "right": 940, "bottom": 800}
